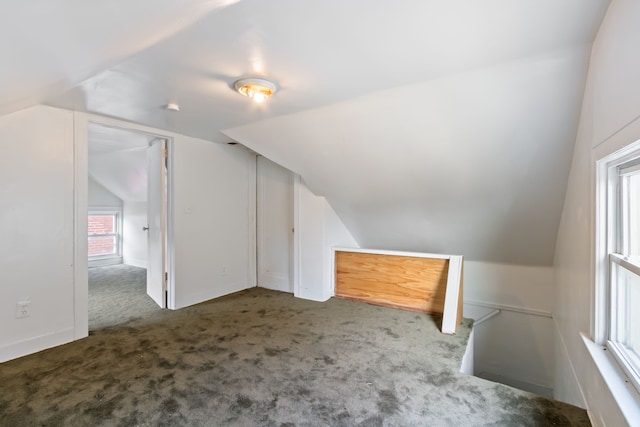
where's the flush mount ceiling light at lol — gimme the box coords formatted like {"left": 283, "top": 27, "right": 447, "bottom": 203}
{"left": 233, "top": 77, "right": 278, "bottom": 103}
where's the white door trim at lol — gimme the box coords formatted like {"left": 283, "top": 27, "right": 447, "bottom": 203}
{"left": 73, "top": 113, "right": 176, "bottom": 339}
{"left": 293, "top": 175, "right": 301, "bottom": 298}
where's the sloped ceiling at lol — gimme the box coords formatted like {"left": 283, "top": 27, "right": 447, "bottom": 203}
{"left": 0, "top": 0, "right": 240, "bottom": 117}
{"left": 3, "top": 0, "right": 611, "bottom": 265}
{"left": 88, "top": 125, "right": 154, "bottom": 203}
{"left": 224, "top": 48, "right": 589, "bottom": 265}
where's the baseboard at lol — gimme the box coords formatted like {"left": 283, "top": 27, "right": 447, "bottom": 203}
{"left": 553, "top": 317, "right": 588, "bottom": 409}
{"left": 476, "top": 371, "right": 554, "bottom": 398}
{"left": 123, "top": 257, "right": 147, "bottom": 269}
{"left": 88, "top": 257, "right": 122, "bottom": 268}
{"left": 0, "top": 328, "right": 75, "bottom": 363}
{"left": 258, "top": 283, "right": 294, "bottom": 293}
{"left": 294, "top": 291, "right": 331, "bottom": 302}
{"left": 174, "top": 282, "right": 254, "bottom": 309}
{"left": 257, "top": 272, "right": 292, "bottom": 293}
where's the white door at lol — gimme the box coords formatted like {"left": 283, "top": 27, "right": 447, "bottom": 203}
{"left": 257, "top": 156, "right": 294, "bottom": 292}
{"left": 146, "top": 139, "right": 166, "bottom": 307}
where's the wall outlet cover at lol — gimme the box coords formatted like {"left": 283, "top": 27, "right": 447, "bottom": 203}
{"left": 15, "top": 302, "right": 30, "bottom": 318}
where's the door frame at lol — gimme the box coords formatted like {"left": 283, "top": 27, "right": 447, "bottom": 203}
{"left": 73, "top": 112, "right": 175, "bottom": 339}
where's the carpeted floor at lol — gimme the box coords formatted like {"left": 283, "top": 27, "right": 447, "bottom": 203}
{"left": 89, "top": 264, "right": 161, "bottom": 331}
{"left": 1, "top": 285, "right": 590, "bottom": 426}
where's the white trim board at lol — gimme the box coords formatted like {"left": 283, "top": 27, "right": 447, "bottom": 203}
{"left": 0, "top": 328, "right": 75, "bottom": 363}
{"left": 74, "top": 112, "right": 176, "bottom": 337}
{"left": 464, "top": 300, "right": 553, "bottom": 318}
{"left": 582, "top": 333, "right": 640, "bottom": 426}
{"left": 442, "top": 255, "right": 463, "bottom": 334}
{"left": 173, "top": 282, "right": 254, "bottom": 310}
{"left": 88, "top": 257, "right": 122, "bottom": 268}
{"left": 123, "top": 258, "right": 147, "bottom": 269}
{"left": 333, "top": 247, "right": 457, "bottom": 260}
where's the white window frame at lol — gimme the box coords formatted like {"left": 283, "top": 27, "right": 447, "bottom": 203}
{"left": 596, "top": 140, "right": 640, "bottom": 395}
{"left": 88, "top": 207, "right": 123, "bottom": 265}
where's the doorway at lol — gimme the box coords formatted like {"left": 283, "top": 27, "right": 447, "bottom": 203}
{"left": 86, "top": 123, "right": 172, "bottom": 330}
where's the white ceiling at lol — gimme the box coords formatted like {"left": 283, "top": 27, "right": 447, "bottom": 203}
{"left": 88, "top": 124, "right": 155, "bottom": 202}
{"left": 0, "top": 0, "right": 240, "bottom": 117}
{"left": 3, "top": 0, "right": 612, "bottom": 264}
{"left": 225, "top": 47, "right": 590, "bottom": 264}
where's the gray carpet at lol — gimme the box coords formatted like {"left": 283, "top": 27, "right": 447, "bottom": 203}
{"left": 89, "top": 264, "right": 161, "bottom": 331}
{"left": 0, "top": 287, "right": 590, "bottom": 426}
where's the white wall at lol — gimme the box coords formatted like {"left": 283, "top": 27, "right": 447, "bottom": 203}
{"left": 79, "top": 113, "right": 258, "bottom": 312}
{"left": 294, "top": 178, "right": 557, "bottom": 394}
{"left": 294, "top": 179, "right": 358, "bottom": 302}
{"left": 123, "top": 201, "right": 147, "bottom": 268}
{"left": 88, "top": 176, "right": 123, "bottom": 207}
{"left": 463, "top": 262, "right": 555, "bottom": 397}
{"left": 0, "top": 105, "right": 75, "bottom": 362}
{"left": 0, "top": 108, "right": 259, "bottom": 362}
{"left": 554, "top": 0, "right": 640, "bottom": 424}
{"left": 171, "top": 137, "right": 256, "bottom": 309}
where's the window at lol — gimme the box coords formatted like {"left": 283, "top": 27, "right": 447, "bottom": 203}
{"left": 597, "top": 144, "right": 640, "bottom": 394}
{"left": 88, "top": 211, "right": 121, "bottom": 258}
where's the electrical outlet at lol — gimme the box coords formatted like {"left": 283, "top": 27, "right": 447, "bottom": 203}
{"left": 16, "top": 302, "right": 30, "bottom": 319}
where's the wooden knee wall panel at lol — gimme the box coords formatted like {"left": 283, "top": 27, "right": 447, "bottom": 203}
{"left": 334, "top": 249, "right": 464, "bottom": 334}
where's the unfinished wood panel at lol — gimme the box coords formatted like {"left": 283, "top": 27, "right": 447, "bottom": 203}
{"left": 335, "top": 251, "right": 449, "bottom": 315}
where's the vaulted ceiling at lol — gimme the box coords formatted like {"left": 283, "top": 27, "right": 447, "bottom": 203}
{"left": 88, "top": 124, "right": 154, "bottom": 203}
{"left": 3, "top": 0, "right": 611, "bottom": 264}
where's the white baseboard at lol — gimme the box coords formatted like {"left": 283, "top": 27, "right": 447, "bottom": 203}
{"left": 0, "top": 328, "right": 75, "bottom": 363}
{"left": 294, "top": 292, "right": 331, "bottom": 302}
{"left": 476, "top": 371, "right": 554, "bottom": 398}
{"left": 553, "top": 317, "right": 588, "bottom": 408}
{"left": 123, "top": 257, "right": 147, "bottom": 269}
{"left": 258, "top": 272, "right": 293, "bottom": 293}
{"left": 88, "top": 257, "right": 122, "bottom": 268}
{"left": 259, "top": 284, "right": 294, "bottom": 293}
{"left": 173, "top": 282, "right": 253, "bottom": 310}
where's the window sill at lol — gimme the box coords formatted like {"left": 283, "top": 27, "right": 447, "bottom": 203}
{"left": 581, "top": 333, "right": 640, "bottom": 425}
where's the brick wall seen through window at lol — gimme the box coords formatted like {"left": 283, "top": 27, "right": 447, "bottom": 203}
{"left": 88, "top": 214, "right": 117, "bottom": 257}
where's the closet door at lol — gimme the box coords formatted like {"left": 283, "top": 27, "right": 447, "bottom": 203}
{"left": 257, "top": 156, "right": 294, "bottom": 293}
